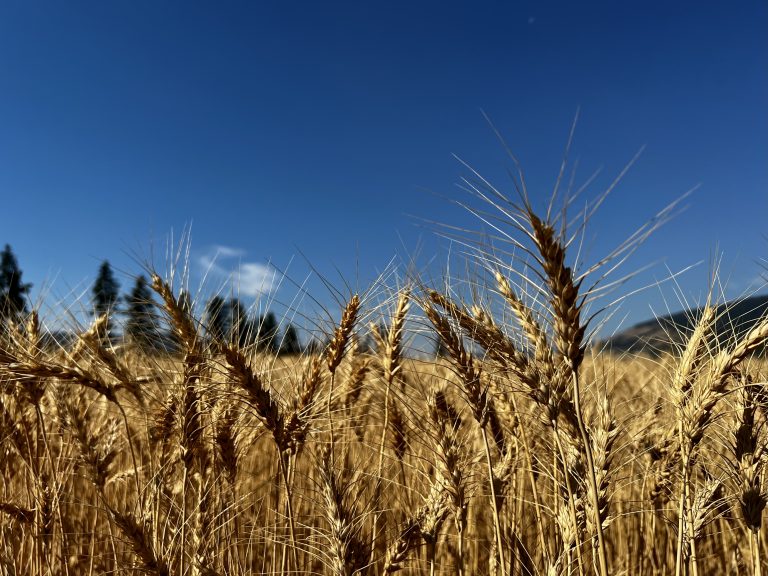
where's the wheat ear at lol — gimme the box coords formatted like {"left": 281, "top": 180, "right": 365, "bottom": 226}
{"left": 326, "top": 294, "right": 361, "bottom": 461}
{"left": 318, "top": 447, "right": 369, "bottom": 576}
{"left": 730, "top": 376, "right": 766, "bottom": 576}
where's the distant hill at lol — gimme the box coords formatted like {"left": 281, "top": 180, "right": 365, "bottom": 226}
{"left": 602, "top": 294, "right": 768, "bottom": 355}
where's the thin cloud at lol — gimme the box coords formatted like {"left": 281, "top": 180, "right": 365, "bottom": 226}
{"left": 235, "top": 262, "right": 277, "bottom": 297}
{"left": 213, "top": 245, "right": 245, "bottom": 258}
{"left": 744, "top": 273, "right": 768, "bottom": 293}
{"left": 721, "top": 272, "right": 768, "bottom": 300}
{"left": 198, "top": 245, "right": 277, "bottom": 297}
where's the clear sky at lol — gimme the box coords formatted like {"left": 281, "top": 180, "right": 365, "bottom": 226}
{"left": 1, "top": 1, "right": 766, "bottom": 336}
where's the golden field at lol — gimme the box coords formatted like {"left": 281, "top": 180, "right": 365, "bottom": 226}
{"left": 1, "top": 197, "right": 767, "bottom": 576}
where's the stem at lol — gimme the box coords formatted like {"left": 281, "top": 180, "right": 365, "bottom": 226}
{"left": 429, "top": 543, "right": 436, "bottom": 576}
{"left": 31, "top": 407, "right": 42, "bottom": 576}
{"left": 686, "top": 478, "right": 699, "bottom": 576}
{"left": 278, "top": 450, "right": 300, "bottom": 571}
{"left": 272, "top": 462, "right": 280, "bottom": 575}
{"left": 35, "top": 403, "right": 60, "bottom": 576}
{"left": 327, "top": 370, "right": 336, "bottom": 463}
{"left": 638, "top": 466, "right": 649, "bottom": 575}
{"left": 87, "top": 512, "right": 98, "bottom": 576}
{"left": 511, "top": 393, "right": 552, "bottom": 566}
{"left": 482, "top": 427, "right": 507, "bottom": 576}
{"left": 427, "top": 540, "right": 436, "bottom": 576}
{"left": 371, "top": 376, "right": 392, "bottom": 565}
{"left": 181, "top": 465, "right": 187, "bottom": 576}
{"left": 552, "top": 449, "right": 560, "bottom": 556}
{"left": 689, "top": 533, "right": 699, "bottom": 576}
{"left": 105, "top": 511, "right": 119, "bottom": 574}
{"left": 569, "top": 369, "right": 609, "bottom": 576}
{"left": 675, "top": 457, "right": 687, "bottom": 576}
{"left": 753, "top": 530, "right": 763, "bottom": 576}
{"left": 551, "top": 425, "right": 585, "bottom": 576}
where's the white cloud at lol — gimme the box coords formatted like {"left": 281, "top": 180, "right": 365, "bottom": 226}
{"left": 198, "top": 245, "right": 278, "bottom": 297}
{"left": 212, "top": 245, "right": 245, "bottom": 258}
{"left": 236, "top": 262, "right": 277, "bottom": 297}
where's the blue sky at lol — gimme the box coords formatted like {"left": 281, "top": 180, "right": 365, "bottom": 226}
{"left": 1, "top": 1, "right": 766, "bottom": 336}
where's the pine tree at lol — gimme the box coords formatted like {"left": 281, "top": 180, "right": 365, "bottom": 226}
{"left": 124, "top": 275, "right": 161, "bottom": 349}
{"left": 304, "top": 337, "right": 324, "bottom": 355}
{"left": 257, "top": 312, "right": 279, "bottom": 354}
{"left": 205, "top": 296, "right": 230, "bottom": 342}
{"left": 0, "top": 244, "right": 32, "bottom": 326}
{"left": 178, "top": 290, "right": 194, "bottom": 320}
{"left": 279, "top": 323, "right": 302, "bottom": 355}
{"left": 92, "top": 260, "right": 120, "bottom": 340}
{"left": 228, "top": 298, "right": 250, "bottom": 347}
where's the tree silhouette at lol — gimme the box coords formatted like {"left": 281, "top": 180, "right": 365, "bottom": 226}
{"left": 0, "top": 244, "right": 32, "bottom": 327}
{"left": 205, "top": 296, "right": 230, "bottom": 342}
{"left": 124, "top": 275, "right": 161, "bottom": 349}
{"left": 257, "top": 312, "right": 279, "bottom": 353}
{"left": 357, "top": 330, "right": 376, "bottom": 354}
{"left": 279, "top": 323, "right": 302, "bottom": 355}
{"left": 228, "top": 298, "right": 251, "bottom": 347}
{"left": 178, "top": 290, "right": 194, "bottom": 321}
{"left": 92, "top": 260, "right": 120, "bottom": 340}
{"left": 304, "top": 337, "right": 324, "bottom": 355}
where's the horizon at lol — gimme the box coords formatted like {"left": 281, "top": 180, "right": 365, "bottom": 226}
{"left": 1, "top": 1, "right": 766, "bottom": 340}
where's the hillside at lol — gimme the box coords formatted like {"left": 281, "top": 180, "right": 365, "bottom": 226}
{"left": 602, "top": 293, "right": 768, "bottom": 355}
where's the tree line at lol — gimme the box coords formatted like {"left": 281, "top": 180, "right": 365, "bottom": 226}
{"left": 0, "top": 245, "right": 302, "bottom": 354}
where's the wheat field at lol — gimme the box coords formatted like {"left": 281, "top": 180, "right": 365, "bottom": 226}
{"left": 1, "top": 192, "right": 767, "bottom": 576}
